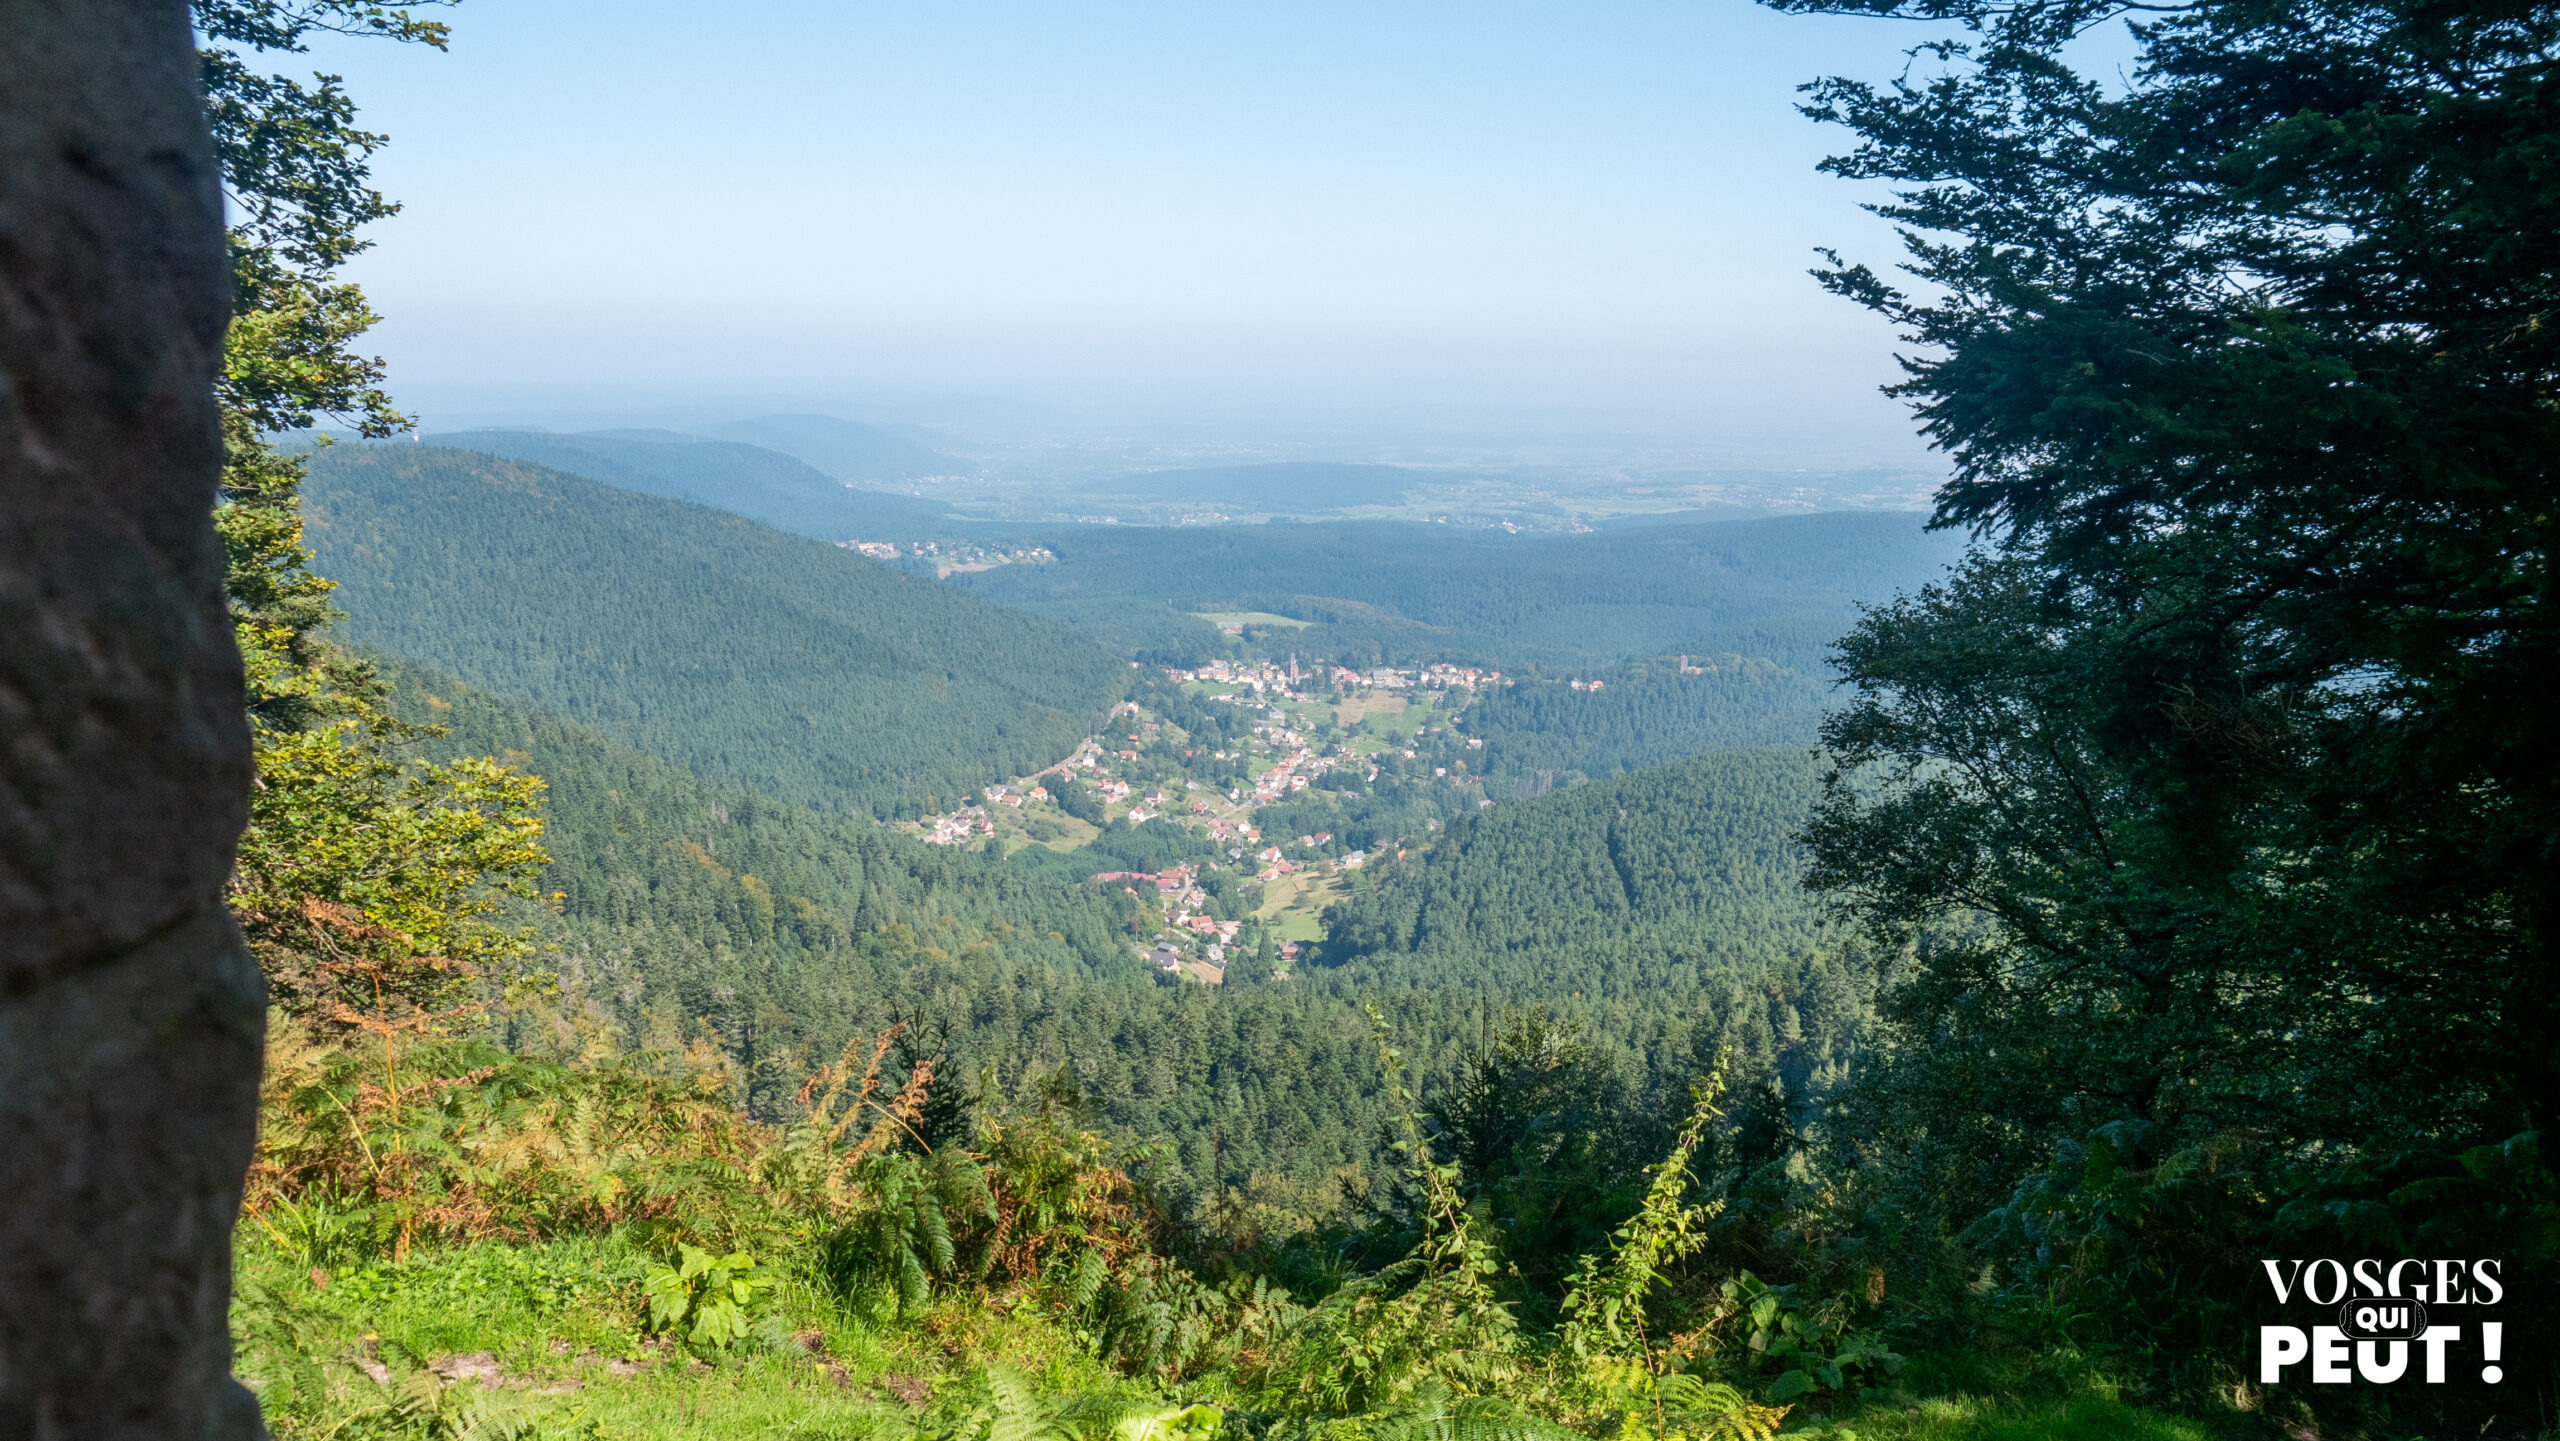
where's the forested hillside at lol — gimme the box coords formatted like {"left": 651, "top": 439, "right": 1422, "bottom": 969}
{"left": 1463, "top": 659, "right": 1831, "bottom": 789}
{"left": 305, "top": 444, "right": 1128, "bottom": 818}
{"left": 425, "top": 428, "right": 962, "bottom": 541}
{"left": 190, "top": 0, "right": 2558, "bottom": 1430}
{"left": 390, "top": 660, "right": 1854, "bottom": 1203}
{"left": 958, "top": 512, "right": 1961, "bottom": 671}
{"left": 388, "top": 661, "right": 1386, "bottom": 1193}
{"left": 1321, "top": 748, "right": 1865, "bottom": 1101}
{"left": 423, "top": 426, "right": 1957, "bottom": 681}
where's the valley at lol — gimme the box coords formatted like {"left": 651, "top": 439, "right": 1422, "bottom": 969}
{"left": 162, "top": 2, "right": 2546, "bottom": 1434}
{"left": 299, "top": 438, "right": 1916, "bottom": 1021}
{"left": 303, "top": 444, "right": 1130, "bottom": 820}
{"left": 900, "top": 659, "right": 1498, "bottom": 981}
{"left": 232, "top": 420, "right": 2521, "bottom": 1441}
{"left": 293, "top": 439, "right": 1890, "bottom": 1197}
{"left": 420, "top": 423, "right": 1962, "bottom": 676}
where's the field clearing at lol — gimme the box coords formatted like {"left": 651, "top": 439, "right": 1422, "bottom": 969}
{"left": 1361, "top": 695, "right": 1436, "bottom": 738}
{"left": 1272, "top": 908, "right": 1327, "bottom": 942}
{"left": 997, "top": 803, "right": 1098, "bottom": 852}
{"left": 1348, "top": 714, "right": 1433, "bottom": 752}
{"left": 1327, "top": 691, "right": 1408, "bottom": 725}
{"left": 1257, "top": 871, "right": 1345, "bottom": 940}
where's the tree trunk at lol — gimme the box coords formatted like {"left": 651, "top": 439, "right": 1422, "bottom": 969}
{"left": 0, "top": 3, "right": 261, "bottom": 1438}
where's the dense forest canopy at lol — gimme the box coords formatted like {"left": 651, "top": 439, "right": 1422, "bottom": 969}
{"left": 1316, "top": 749, "right": 1868, "bottom": 1127}
{"left": 1323, "top": 749, "right": 1829, "bottom": 993}
{"left": 1461, "top": 659, "right": 1831, "bottom": 787}
{"left": 303, "top": 444, "right": 1130, "bottom": 818}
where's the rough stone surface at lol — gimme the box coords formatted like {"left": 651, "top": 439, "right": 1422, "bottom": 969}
{"left": 0, "top": 3, "right": 259, "bottom": 1438}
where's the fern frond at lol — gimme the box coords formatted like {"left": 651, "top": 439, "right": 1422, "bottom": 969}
{"left": 1069, "top": 1247, "right": 1109, "bottom": 1310}
{"left": 919, "top": 1188, "right": 957, "bottom": 1273}
{"left": 985, "top": 1364, "right": 1063, "bottom": 1441}
{"left": 1654, "top": 1373, "right": 1787, "bottom": 1441}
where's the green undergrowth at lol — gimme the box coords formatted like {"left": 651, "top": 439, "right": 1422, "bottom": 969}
{"left": 1792, "top": 1396, "right": 2211, "bottom": 1441}
{"left": 234, "top": 1231, "right": 2203, "bottom": 1441}
{"left": 229, "top": 1007, "right": 2219, "bottom": 1441}
{"left": 232, "top": 1231, "right": 1151, "bottom": 1441}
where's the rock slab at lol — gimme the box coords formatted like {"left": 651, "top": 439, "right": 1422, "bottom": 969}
{"left": 0, "top": 2, "right": 260, "bottom": 1438}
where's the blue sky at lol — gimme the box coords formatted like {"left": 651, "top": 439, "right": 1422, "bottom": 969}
{"left": 299, "top": 1, "right": 1967, "bottom": 467}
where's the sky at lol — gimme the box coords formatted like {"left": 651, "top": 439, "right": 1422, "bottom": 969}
{"left": 294, "top": 1, "right": 1968, "bottom": 471}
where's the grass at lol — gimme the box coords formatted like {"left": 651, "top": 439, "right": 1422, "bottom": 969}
{"left": 237, "top": 1230, "right": 2222, "bottom": 1441}
{"left": 1351, "top": 698, "right": 1436, "bottom": 742}
{"left": 234, "top": 1234, "right": 1143, "bottom": 1441}
{"left": 1325, "top": 693, "right": 1409, "bottom": 726}
{"left": 996, "top": 801, "right": 1099, "bottom": 852}
{"left": 1269, "top": 909, "right": 1327, "bottom": 942}
{"left": 1802, "top": 1393, "right": 2219, "bottom": 1440}
{"left": 1254, "top": 871, "right": 1343, "bottom": 941}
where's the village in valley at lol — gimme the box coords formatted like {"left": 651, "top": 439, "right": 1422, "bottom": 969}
{"left": 894, "top": 648, "right": 1508, "bottom": 986}
{"left": 837, "top": 538, "right": 1057, "bottom": 578}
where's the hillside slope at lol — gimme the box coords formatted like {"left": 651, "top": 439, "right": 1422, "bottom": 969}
{"left": 391, "top": 663, "right": 1410, "bottom": 1190}
{"left": 1463, "top": 659, "right": 1832, "bottom": 789}
{"left": 424, "top": 429, "right": 958, "bottom": 542}
{"left": 392, "top": 655, "right": 1859, "bottom": 1191}
{"left": 1312, "top": 744, "right": 1868, "bottom": 1107}
{"left": 1324, "top": 748, "right": 1840, "bottom": 984}
{"left": 306, "top": 444, "right": 1127, "bottom": 818}
{"left": 395, "top": 662, "right": 1137, "bottom": 981}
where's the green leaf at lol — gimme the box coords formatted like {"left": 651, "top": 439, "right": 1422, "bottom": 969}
{"left": 1765, "top": 1370, "right": 1815, "bottom": 1402}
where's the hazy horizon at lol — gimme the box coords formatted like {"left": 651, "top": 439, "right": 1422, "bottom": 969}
{"left": 294, "top": 0, "right": 1987, "bottom": 479}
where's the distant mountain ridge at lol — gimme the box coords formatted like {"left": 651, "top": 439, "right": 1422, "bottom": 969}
{"left": 704, "top": 413, "right": 969, "bottom": 483}
{"left": 425, "top": 428, "right": 956, "bottom": 542}
{"left": 410, "top": 429, "right": 1954, "bottom": 682}
{"left": 304, "top": 443, "right": 1129, "bottom": 818}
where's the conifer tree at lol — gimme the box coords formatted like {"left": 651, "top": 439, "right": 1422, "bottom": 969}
{"left": 1773, "top": 0, "right": 2557, "bottom": 1415}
